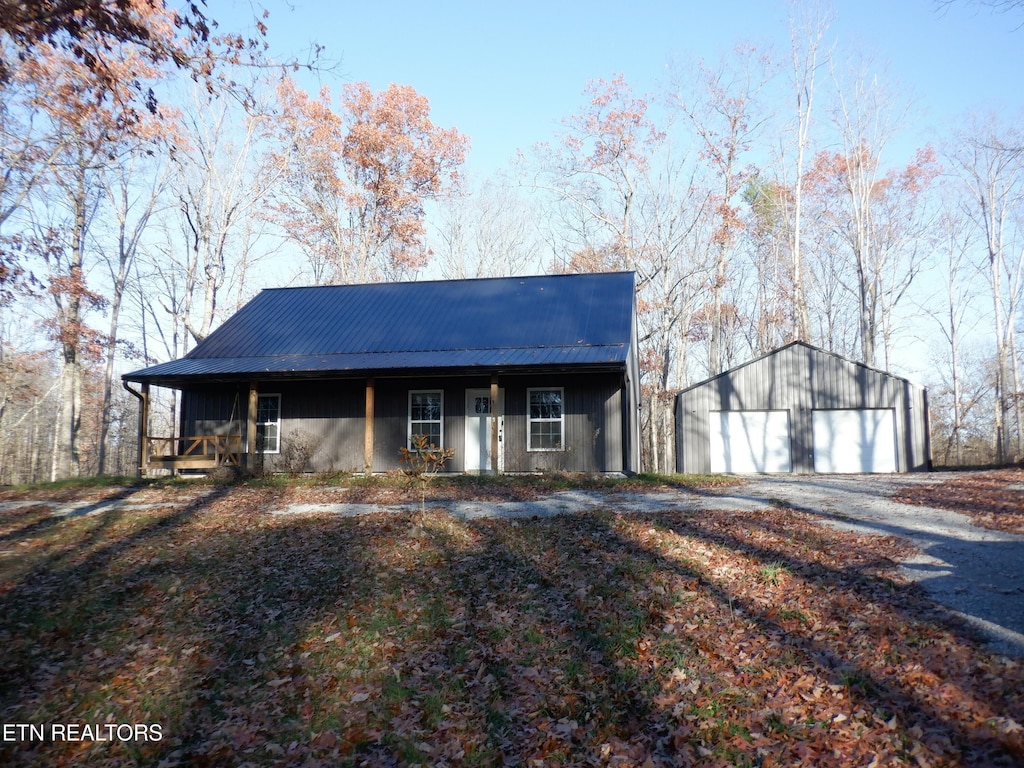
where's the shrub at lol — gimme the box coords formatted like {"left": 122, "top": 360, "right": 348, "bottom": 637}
{"left": 399, "top": 434, "right": 455, "bottom": 510}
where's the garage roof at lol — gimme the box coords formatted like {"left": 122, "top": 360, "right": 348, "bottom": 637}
{"left": 676, "top": 340, "right": 917, "bottom": 395}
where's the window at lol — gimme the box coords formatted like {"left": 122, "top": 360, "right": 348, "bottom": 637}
{"left": 256, "top": 394, "right": 281, "bottom": 454}
{"left": 528, "top": 388, "right": 563, "bottom": 451}
{"left": 409, "top": 390, "right": 443, "bottom": 448}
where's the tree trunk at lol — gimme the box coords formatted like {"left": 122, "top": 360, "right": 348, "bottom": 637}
{"left": 29, "top": 395, "right": 41, "bottom": 483}
{"left": 949, "top": 298, "right": 963, "bottom": 466}
{"left": 648, "top": 394, "right": 661, "bottom": 476}
{"left": 709, "top": 250, "right": 727, "bottom": 374}
{"left": 990, "top": 242, "right": 1009, "bottom": 464}
{"left": 98, "top": 242, "right": 131, "bottom": 474}
{"left": 98, "top": 279, "right": 123, "bottom": 475}
{"left": 1010, "top": 328, "right": 1023, "bottom": 463}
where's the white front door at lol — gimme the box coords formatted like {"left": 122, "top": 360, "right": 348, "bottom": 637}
{"left": 465, "top": 389, "right": 504, "bottom": 473}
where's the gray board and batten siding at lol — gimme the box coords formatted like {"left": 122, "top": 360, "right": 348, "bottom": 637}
{"left": 179, "top": 372, "right": 627, "bottom": 475}
{"left": 675, "top": 341, "right": 931, "bottom": 474}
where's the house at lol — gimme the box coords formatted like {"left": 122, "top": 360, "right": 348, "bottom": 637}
{"left": 675, "top": 341, "right": 930, "bottom": 474}
{"left": 122, "top": 272, "right": 642, "bottom": 475}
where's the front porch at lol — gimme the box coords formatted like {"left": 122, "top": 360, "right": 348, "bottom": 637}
{"left": 128, "top": 377, "right": 506, "bottom": 477}
{"left": 129, "top": 380, "right": 258, "bottom": 476}
{"left": 145, "top": 435, "right": 243, "bottom": 472}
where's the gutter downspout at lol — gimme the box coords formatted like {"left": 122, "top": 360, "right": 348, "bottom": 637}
{"left": 123, "top": 381, "right": 147, "bottom": 477}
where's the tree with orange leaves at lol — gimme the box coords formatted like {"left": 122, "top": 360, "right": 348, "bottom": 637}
{"left": 530, "top": 74, "right": 664, "bottom": 278}
{"left": 804, "top": 142, "right": 939, "bottom": 369}
{"left": 269, "top": 78, "right": 468, "bottom": 284}
{"left": 0, "top": 0, "right": 193, "bottom": 91}
{"left": 11, "top": 36, "right": 175, "bottom": 479}
{"left": 670, "top": 46, "right": 773, "bottom": 375}
{"left": 0, "top": 0, "right": 289, "bottom": 111}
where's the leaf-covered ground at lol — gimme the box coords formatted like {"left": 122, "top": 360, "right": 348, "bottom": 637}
{"left": 0, "top": 483, "right": 1022, "bottom": 767}
{"left": 893, "top": 468, "right": 1024, "bottom": 535}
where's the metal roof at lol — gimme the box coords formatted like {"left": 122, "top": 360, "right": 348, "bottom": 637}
{"left": 675, "top": 340, "right": 920, "bottom": 396}
{"left": 124, "top": 272, "right": 636, "bottom": 385}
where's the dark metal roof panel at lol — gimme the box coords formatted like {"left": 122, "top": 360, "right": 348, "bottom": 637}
{"left": 191, "top": 272, "right": 633, "bottom": 358}
{"left": 124, "top": 272, "right": 636, "bottom": 383}
{"left": 675, "top": 340, "right": 919, "bottom": 396}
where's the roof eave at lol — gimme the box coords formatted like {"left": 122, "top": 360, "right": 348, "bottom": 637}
{"left": 122, "top": 359, "right": 630, "bottom": 389}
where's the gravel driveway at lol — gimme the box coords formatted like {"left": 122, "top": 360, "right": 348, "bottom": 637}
{"left": 703, "top": 473, "right": 1024, "bottom": 659}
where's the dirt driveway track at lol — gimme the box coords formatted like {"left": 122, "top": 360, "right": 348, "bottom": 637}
{"left": 702, "top": 473, "right": 1024, "bottom": 659}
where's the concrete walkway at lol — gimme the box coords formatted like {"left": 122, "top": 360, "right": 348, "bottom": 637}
{"left": 266, "top": 488, "right": 707, "bottom": 520}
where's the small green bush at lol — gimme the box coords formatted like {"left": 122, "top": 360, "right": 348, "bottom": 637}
{"left": 398, "top": 434, "right": 456, "bottom": 509}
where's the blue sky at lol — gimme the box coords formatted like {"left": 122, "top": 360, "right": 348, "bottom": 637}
{"left": 211, "top": 0, "right": 1022, "bottom": 380}
{"left": 234, "top": 0, "right": 1024, "bottom": 175}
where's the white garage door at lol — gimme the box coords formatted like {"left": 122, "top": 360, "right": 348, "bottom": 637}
{"left": 710, "top": 411, "right": 792, "bottom": 473}
{"left": 812, "top": 409, "right": 897, "bottom": 473}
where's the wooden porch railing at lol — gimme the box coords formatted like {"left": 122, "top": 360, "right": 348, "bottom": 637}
{"left": 146, "top": 435, "right": 243, "bottom": 470}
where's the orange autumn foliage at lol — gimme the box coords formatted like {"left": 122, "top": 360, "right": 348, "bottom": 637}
{"left": 269, "top": 77, "right": 468, "bottom": 283}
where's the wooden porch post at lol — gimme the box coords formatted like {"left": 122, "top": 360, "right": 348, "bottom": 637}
{"left": 246, "top": 382, "right": 258, "bottom": 471}
{"left": 364, "top": 377, "right": 375, "bottom": 474}
{"left": 490, "top": 374, "right": 500, "bottom": 474}
{"left": 138, "top": 382, "right": 150, "bottom": 477}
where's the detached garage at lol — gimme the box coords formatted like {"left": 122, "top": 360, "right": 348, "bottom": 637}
{"left": 676, "top": 341, "right": 930, "bottom": 474}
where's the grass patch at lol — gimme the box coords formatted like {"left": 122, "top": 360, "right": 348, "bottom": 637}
{"left": 0, "top": 485, "right": 1020, "bottom": 767}
{"left": 758, "top": 560, "right": 789, "bottom": 586}
{"left": 631, "top": 471, "right": 745, "bottom": 489}
{"left": 0, "top": 471, "right": 740, "bottom": 507}
{"left": 0, "top": 474, "right": 179, "bottom": 494}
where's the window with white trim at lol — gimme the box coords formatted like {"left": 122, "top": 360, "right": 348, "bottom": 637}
{"left": 256, "top": 394, "right": 281, "bottom": 454}
{"left": 409, "top": 390, "right": 443, "bottom": 449}
{"left": 528, "top": 388, "right": 564, "bottom": 451}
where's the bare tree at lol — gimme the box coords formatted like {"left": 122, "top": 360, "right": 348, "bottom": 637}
{"left": 96, "top": 148, "right": 170, "bottom": 474}
{"left": 829, "top": 68, "right": 891, "bottom": 366}
{"left": 529, "top": 74, "right": 664, "bottom": 281}
{"left": 634, "top": 155, "right": 716, "bottom": 471}
{"left": 945, "top": 117, "right": 1024, "bottom": 463}
{"left": 0, "top": 66, "right": 66, "bottom": 231}
{"left": 670, "top": 46, "right": 774, "bottom": 374}
{"left": 924, "top": 183, "right": 985, "bottom": 463}
{"left": 159, "top": 87, "right": 281, "bottom": 346}
{"left": 936, "top": 0, "right": 1024, "bottom": 15}
{"left": 38, "top": 143, "right": 103, "bottom": 480}
{"left": 741, "top": 174, "right": 791, "bottom": 354}
{"left": 435, "top": 177, "right": 544, "bottom": 279}
{"left": 813, "top": 60, "right": 935, "bottom": 367}
{"left": 0, "top": 323, "right": 57, "bottom": 484}
{"left": 783, "top": 1, "right": 833, "bottom": 341}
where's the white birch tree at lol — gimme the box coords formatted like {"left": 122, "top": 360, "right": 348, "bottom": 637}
{"left": 946, "top": 118, "right": 1024, "bottom": 463}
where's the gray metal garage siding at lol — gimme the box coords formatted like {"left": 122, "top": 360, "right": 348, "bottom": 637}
{"left": 675, "top": 341, "right": 930, "bottom": 474}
